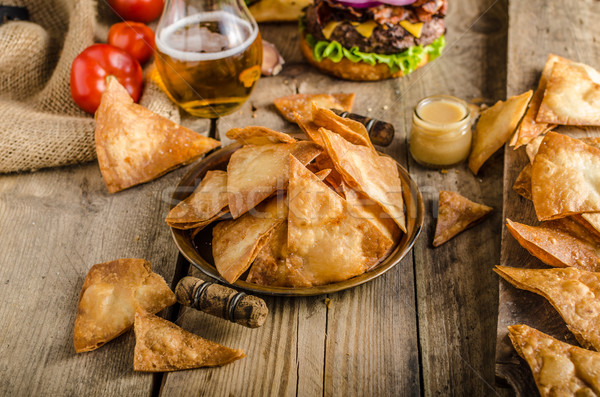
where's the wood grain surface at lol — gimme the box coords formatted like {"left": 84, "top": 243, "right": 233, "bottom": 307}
{"left": 496, "top": 0, "right": 600, "bottom": 396}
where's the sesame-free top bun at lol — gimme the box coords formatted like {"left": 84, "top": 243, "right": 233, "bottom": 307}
{"left": 300, "top": 34, "right": 430, "bottom": 81}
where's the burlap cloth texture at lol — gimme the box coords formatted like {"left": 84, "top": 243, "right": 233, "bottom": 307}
{"left": 0, "top": 0, "right": 180, "bottom": 173}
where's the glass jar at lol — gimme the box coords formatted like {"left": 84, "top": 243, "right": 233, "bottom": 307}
{"left": 409, "top": 95, "right": 472, "bottom": 168}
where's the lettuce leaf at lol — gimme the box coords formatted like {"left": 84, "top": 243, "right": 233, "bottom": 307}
{"left": 305, "top": 34, "right": 446, "bottom": 75}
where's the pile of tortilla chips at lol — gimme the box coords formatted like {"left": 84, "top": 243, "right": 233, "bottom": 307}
{"left": 167, "top": 105, "right": 406, "bottom": 288}
{"left": 495, "top": 55, "right": 600, "bottom": 396}
{"left": 73, "top": 258, "right": 244, "bottom": 371}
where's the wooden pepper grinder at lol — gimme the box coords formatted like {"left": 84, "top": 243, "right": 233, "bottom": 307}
{"left": 175, "top": 277, "right": 268, "bottom": 328}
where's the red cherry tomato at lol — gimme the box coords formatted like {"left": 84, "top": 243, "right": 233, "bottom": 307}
{"left": 70, "top": 44, "right": 143, "bottom": 114}
{"left": 107, "top": 0, "right": 164, "bottom": 23}
{"left": 108, "top": 22, "right": 155, "bottom": 65}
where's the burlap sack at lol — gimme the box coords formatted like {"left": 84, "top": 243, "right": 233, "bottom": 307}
{"left": 0, "top": 0, "right": 180, "bottom": 173}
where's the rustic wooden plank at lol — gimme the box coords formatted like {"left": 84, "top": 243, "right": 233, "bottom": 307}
{"left": 405, "top": 0, "right": 508, "bottom": 395}
{"left": 160, "top": 22, "right": 421, "bottom": 396}
{"left": 496, "top": 0, "right": 600, "bottom": 395}
{"left": 0, "top": 116, "right": 209, "bottom": 396}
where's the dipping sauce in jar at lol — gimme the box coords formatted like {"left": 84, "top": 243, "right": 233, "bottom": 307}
{"left": 409, "top": 95, "right": 472, "bottom": 168}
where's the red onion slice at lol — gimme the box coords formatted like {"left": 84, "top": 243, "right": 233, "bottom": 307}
{"left": 334, "top": 0, "right": 416, "bottom": 7}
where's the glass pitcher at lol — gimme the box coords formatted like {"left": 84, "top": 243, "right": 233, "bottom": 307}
{"left": 154, "top": 0, "right": 262, "bottom": 118}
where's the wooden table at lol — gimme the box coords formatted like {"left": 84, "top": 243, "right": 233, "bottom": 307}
{"left": 1, "top": 0, "right": 597, "bottom": 395}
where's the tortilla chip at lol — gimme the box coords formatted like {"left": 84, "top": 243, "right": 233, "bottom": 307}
{"left": 274, "top": 93, "right": 355, "bottom": 123}
{"left": 496, "top": 266, "right": 600, "bottom": 351}
{"left": 73, "top": 259, "right": 176, "bottom": 353}
{"left": 505, "top": 218, "right": 600, "bottom": 271}
{"left": 513, "top": 164, "right": 533, "bottom": 200}
{"left": 314, "top": 168, "right": 331, "bottom": 180}
{"left": 312, "top": 105, "right": 374, "bottom": 149}
{"left": 213, "top": 196, "right": 287, "bottom": 283}
{"left": 226, "top": 141, "right": 321, "bottom": 218}
{"left": 133, "top": 310, "right": 244, "bottom": 372}
{"left": 433, "top": 191, "right": 493, "bottom": 247}
{"left": 319, "top": 128, "right": 406, "bottom": 232}
{"left": 225, "top": 126, "right": 296, "bottom": 145}
{"left": 525, "top": 135, "right": 546, "bottom": 163}
{"left": 468, "top": 90, "right": 532, "bottom": 174}
{"left": 166, "top": 170, "right": 228, "bottom": 230}
{"left": 532, "top": 132, "right": 600, "bottom": 221}
{"left": 510, "top": 54, "right": 565, "bottom": 148}
{"left": 508, "top": 324, "right": 600, "bottom": 397}
{"left": 537, "top": 60, "right": 600, "bottom": 126}
{"left": 286, "top": 155, "right": 393, "bottom": 286}
{"left": 95, "top": 77, "right": 220, "bottom": 193}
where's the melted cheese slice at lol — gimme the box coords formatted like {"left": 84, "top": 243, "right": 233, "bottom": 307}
{"left": 400, "top": 21, "right": 423, "bottom": 38}
{"left": 322, "top": 21, "right": 341, "bottom": 40}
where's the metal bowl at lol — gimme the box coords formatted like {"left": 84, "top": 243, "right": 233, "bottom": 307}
{"left": 170, "top": 144, "right": 424, "bottom": 296}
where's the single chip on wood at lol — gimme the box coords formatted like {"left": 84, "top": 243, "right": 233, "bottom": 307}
{"left": 95, "top": 77, "right": 220, "bottom": 193}
{"left": 166, "top": 170, "right": 229, "bottom": 230}
{"left": 537, "top": 60, "right": 600, "bottom": 126}
{"left": 532, "top": 132, "right": 600, "bottom": 221}
{"left": 133, "top": 310, "right": 245, "bottom": 372}
{"left": 73, "top": 259, "right": 176, "bottom": 353}
{"left": 510, "top": 54, "right": 565, "bottom": 148}
{"left": 469, "top": 90, "right": 532, "bottom": 175}
{"left": 505, "top": 218, "right": 600, "bottom": 271}
{"left": 496, "top": 265, "right": 600, "bottom": 351}
{"left": 274, "top": 93, "right": 354, "bottom": 123}
{"left": 508, "top": 324, "right": 600, "bottom": 397}
{"left": 433, "top": 191, "right": 492, "bottom": 247}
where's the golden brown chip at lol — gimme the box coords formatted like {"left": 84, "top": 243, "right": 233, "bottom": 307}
{"left": 95, "top": 77, "right": 220, "bottom": 193}
{"left": 505, "top": 218, "right": 600, "bottom": 271}
{"left": 274, "top": 93, "right": 355, "bottom": 122}
{"left": 319, "top": 128, "right": 406, "bottom": 232}
{"left": 226, "top": 141, "right": 321, "bottom": 218}
{"left": 312, "top": 105, "right": 374, "bottom": 149}
{"left": 433, "top": 191, "right": 493, "bottom": 247}
{"left": 496, "top": 266, "right": 600, "bottom": 351}
{"left": 508, "top": 324, "right": 600, "bottom": 397}
{"left": 468, "top": 90, "right": 532, "bottom": 174}
{"left": 525, "top": 135, "right": 546, "bottom": 163}
{"left": 510, "top": 54, "right": 565, "bottom": 148}
{"left": 314, "top": 168, "right": 331, "bottom": 180}
{"left": 213, "top": 197, "right": 287, "bottom": 283}
{"left": 166, "top": 170, "right": 228, "bottom": 230}
{"left": 133, "top": 310, "right": 244, "bottom": 372}
{"left": 225, "top": 126, "right": 296, "bottom": 145}
{"left": 537, "top": 60, "right": 600, "bottom": 126}
{"left": 532, "top": 132, "right": 600, "bottom": 221}
{"left": 286, "top": 155, "right": 394, "bottom": 286}
{"left": 513, "top": 163, "right": 533, "bottom": 200}
{"left": 73, "top": 258, "right": 176, "bottom": 353}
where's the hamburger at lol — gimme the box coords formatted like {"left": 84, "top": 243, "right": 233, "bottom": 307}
{"left": 300, "top": 0, "right": 447, "bottom": 81}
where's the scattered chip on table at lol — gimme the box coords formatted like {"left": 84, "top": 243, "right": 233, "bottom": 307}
{"left": 433, "top": 191, "right": 492, "bottom": 247}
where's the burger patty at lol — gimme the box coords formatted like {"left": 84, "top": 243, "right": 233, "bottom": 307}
{"left": 305, "top": 2, "right": 446, "bottom": 54}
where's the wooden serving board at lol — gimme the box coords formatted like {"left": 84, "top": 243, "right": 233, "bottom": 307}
{"left": 495, "top": 1, "right": 600, "bottom": 395}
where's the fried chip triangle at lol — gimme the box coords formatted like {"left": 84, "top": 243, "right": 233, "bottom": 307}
{"left": 225, "top": 126, "right": 296, "bottom": 145}
{"left": 133, "top": 310, "right": 244, "bottom": 372}
{"left": 468, "top": 90, "right": 532, "bottom": 174}
{"left": 166, "top": 170, "right": 228, "bottom": 230}
{"left": 226, "top": 141, "right": 321, "bottom": 218}
{"left": 95, "top": 78, "right": 220, "bottom": 193}
{"left": 506, "top": 218, "right": 600, "bottom": 271}
{"left": 286, "top": 155, "right": 394, "bottom": 286}
{"left": 319, "top": 128, "right": 406, "bottom": 232}
{"left": 537, "top": 60, "right": 600, "bottom": 126}
{"left": 510, "top": 54, "right": 565, "bottom": 148}
{"left": 312, "top": 105, "right": 374, "bottom": 149}
{"left": 496, "top": 266, "right": 600, "bottom": 351}
{"left": 73, "top": 259, "right": 176, "bottom": 353}
{"left": 433, "top": 191, "right": 492, "bottom": 247}
{"left": 213, "top": 196, "right": 287, "bottom": 283}
{"left": 274, "top": 93, "right": 355, "bottom": 122}
{"left": 532, "top": 132, "right": 600, "bottom": 221}
{"left": 508, "top": 324, "right": 600, "bottom": 397}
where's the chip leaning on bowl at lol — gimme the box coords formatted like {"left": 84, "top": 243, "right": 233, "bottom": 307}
{"left": 166, "top": 106, "right": 407, "bottom": 288}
